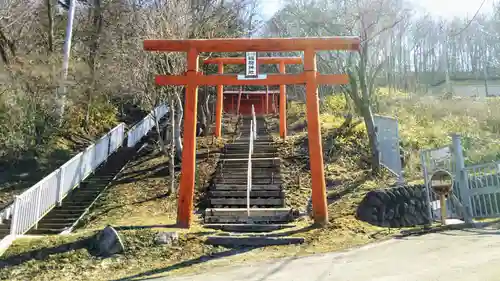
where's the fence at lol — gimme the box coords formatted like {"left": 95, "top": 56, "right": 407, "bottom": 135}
{"left": 247, "top": 105, "right": 256, "bottom": 217}
{"left": 0, "top": 104, "right": 168, "bottom": 237}
{"left": 127, "top": 104, "right": 169, "bottom": 148}
{"left": 374, "top": 115, "right": 404, "bottom": 183}
{"left": 419, "top": 134, "right": 500, "bottom": 223}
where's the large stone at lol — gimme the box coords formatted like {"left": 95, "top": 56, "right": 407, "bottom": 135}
{"left": 91, "top": 226, "right": 125, "bottom": 257}
{"left": 154, "top": 231, "right": 179, "bottom": 246}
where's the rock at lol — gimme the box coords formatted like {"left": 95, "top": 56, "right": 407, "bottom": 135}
{"left": 154, "top": 231, "right": 179, "bottom": 246}
{"left": 91, "top": 226, "right": 125, "bottom": 257}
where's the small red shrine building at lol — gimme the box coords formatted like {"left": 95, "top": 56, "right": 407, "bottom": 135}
{"left": 223, "top": 89, "right": 279, "bottom": 115}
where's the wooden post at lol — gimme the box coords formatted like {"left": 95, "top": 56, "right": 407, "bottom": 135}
{"left": 236, "top": 86, "right": 242, "bottom": 116}
{"left": 176, "top": 48, "right": 199, "bottom": 228}
{"left": 215, "top": 62, "right": 224, "bottom": 138}
{"left": 279, "top": 61, "right": 287, "bottom": 139}
{"left": 440, "top": 195, "right": 447, "bottom": 225}
{"left": 261, "top": 95, "right": 265, "bottom": 114}
{"left": 265, "top": 86, "right": 269, "bottom": 114}
{"left": 304, "top": 48, "right": 328, "bottom": 225}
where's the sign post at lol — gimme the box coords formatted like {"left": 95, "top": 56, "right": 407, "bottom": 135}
{"left": 245, "top": 52, "right": 258, "bottom": 78}
{"left": 430, "top": 169, "right": 454, "bottom": 225}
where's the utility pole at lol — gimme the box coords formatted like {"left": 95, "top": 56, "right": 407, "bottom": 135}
{"left": 57, "top": 0, "right": 77, "bottom": 125}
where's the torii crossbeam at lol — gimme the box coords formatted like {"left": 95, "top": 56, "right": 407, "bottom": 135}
{"left": 144, "top": 36, "right": 360, "bottom": 228}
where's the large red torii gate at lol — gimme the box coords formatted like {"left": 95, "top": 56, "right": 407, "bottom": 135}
{"left": 144, "top": 37, "right": 360, "bottom": 228}
{"left": 203, "top": 56, "right": 303, "bottom": 139}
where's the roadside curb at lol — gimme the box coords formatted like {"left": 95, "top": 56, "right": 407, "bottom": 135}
{"left": 396, "top": 218, "right": 500, "bottom": 237}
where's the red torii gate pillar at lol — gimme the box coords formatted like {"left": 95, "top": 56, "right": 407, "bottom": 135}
{"left": 144, "top": 37, "right": 360, "bottom": 228}
{"left": 279, "top": 61, "right": 286, "bottom": 139}
{"left": 204, "top": 57, "right": 302, "bottom": 139}
{"left": 214, "top": 62, "right": 224, "bottom": 138}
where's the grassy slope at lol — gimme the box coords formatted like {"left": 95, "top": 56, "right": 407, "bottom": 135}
{"left": 0, "top": 103, "right": 146, "bottom": 210}
{"left": 373, "top": 88, "right": 500, "bottom": 179}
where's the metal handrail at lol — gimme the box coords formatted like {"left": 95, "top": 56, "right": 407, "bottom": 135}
{"left": 247, "top": 105, "right": 256, "bottom": 218}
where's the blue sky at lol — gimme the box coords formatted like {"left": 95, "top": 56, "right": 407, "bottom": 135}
{"left": 258, "top": 0, "right": 495, "bottom": 20}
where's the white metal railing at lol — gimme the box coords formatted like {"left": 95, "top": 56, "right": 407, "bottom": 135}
{"left": 1, "top": 104, "right": 168, "bottom": 238}
{"left": 127, "top": 104, "right": 169, "bottom": 147}
{"left": 247, "top": 105, "right": 256, "bottom": 217}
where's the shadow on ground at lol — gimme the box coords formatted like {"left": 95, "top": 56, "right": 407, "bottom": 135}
{"left": 110, "top": 246, "right": 262, "bottom": 281}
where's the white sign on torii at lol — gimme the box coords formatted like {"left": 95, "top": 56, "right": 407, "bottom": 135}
{"left": 245, "top": 52, "right": 258, "bottom": 77}
{"left": 238, "top": 52, "right": 267, "bottom": 80}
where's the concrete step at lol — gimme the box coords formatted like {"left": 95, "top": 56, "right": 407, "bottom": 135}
{"left": 214, "top": 178, "right": 283, "bottom": 185}
{"left": 214, "top": 173, "right": 281, "bottom": 180}
{"left": 232, "top": 138, "right": 273, "bottom": 143}
{"left": 215, "top": 165, "right": 281, "bottom": 174}
{"left": 29, "top": 228, "right": 66, "bottom": 235}
{"left": 211, "top": 184, "right": 282, "bottom": 191}
{"left": 219, "top": 158, "right": 280, "bottom": 166}
{"left": 210, "top": 198, "right": 284, "bottom": 207}
{"left": 205, "top": 236, "right": 305, "bottom": 247}
{"left": 34, "top": 222, "right": 71, "bottom": 229}
{"left": 209, "top": 190, "right": 284, "bottom": 198}
{"left": 221, "top": 153, "right": 277, "bottom": 159}
{"left": 205, "top": 208, "right": 294, "bottom": 224}
{"left": 204, "top": 223, "right": 295, "bottom": 233}
{"left": 0, "top": 223, "right": 11, "bottom": 236}
{"left": 223, "top": 147, "right": 278, "bottom": 153}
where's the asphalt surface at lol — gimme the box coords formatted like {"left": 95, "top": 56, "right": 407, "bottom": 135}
{"left": 158, "top": 227, "right": 500, "bottom": 281}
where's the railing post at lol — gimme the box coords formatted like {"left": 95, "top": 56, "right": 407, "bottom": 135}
{"left": 451, "top": 133, "right": 472, "bottom": 223}
{"left": 34, "top": 186, "right": 42, "bottom": 230}
{"left": 56, "top": 168, "right": 64, "bottom": 206}
{"left": 106, "top": 132, "right": 112, "bottom": 159}
{"left": 10, "top": 196, "right": 20, "bottom": 236}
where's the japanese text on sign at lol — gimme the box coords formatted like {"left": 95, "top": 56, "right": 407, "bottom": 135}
{"left": 245, "top": 52, "right": 258, "bottom": 77}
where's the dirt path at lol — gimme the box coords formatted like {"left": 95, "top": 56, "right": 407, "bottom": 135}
{"left": 159, "top": 226, "right": 500, "bottom": 281}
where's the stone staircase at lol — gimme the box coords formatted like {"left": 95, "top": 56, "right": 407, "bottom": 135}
{"left": 25, "top": 121, "right": 167, "bottom": 235}
{"left": 204, "top": 115, "right": 304, "bottom": 246}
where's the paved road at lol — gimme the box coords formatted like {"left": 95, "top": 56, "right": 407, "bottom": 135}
{"left": 160, "top": 227, "right": 500, "bottom": 281}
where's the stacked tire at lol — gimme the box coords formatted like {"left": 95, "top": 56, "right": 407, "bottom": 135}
{"left": 355, "top": 185, "right": 432, "bottom": 228}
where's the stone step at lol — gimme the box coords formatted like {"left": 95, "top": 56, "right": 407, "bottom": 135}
{"left": 203, "top": 223, "right": 295, "bottom": 233}
{"left": 211, "top": 184, "right": 282, "bottom": 191}
{"left": 205, "top": 236, "right": 305, "bottom": 247}
{"left": 209, "top": 190, "right": 284, "bottom": 198}
{"left": 210, "top": 198, "right": 284, "bottom": 207}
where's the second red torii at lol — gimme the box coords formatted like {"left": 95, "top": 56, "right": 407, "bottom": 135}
{"left": 203, "top": 56, "right": 303, "bottom": 139}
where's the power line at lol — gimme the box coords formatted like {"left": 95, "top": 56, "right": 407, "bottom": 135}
{"left": 448, "top": 0, "right": 488, "bottom": 37}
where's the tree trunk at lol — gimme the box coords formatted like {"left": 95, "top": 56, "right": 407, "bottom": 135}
{"left": 85, "top": 0, "right": 103, "bottom": 128}
{"left": 155, "top": 108, "right": 166, "bottom": 154}
{"left": 169, "top": 95, "right": 176, "bottom": 194}
{"left": 46, "top": 0, "right": 54, "bottom": 53}
{"left": 174, "top": 92, "right": 183, "bottom": 160}
{"left": 361, "top": 104, "right": 380, "bottom": 174}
